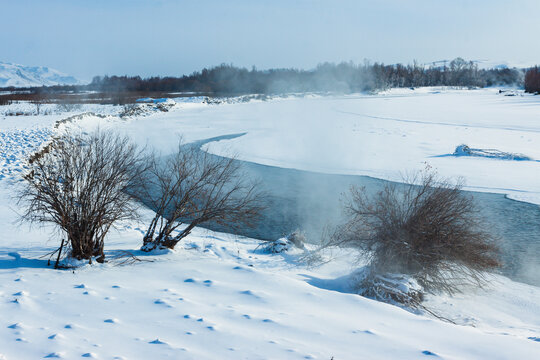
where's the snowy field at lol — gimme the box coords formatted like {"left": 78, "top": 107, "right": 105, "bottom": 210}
{"left": 45, "top": 87, "right": 539, "bottom": 205}
{"left": 1, "top": 89, "right": 539, "bottom": 359}
{"left": 202, "top": 88, "right": 540, "bottom": 205}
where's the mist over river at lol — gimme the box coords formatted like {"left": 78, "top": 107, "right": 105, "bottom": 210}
{"left": 144, "top": 134, "right": 540, "bottom": 287}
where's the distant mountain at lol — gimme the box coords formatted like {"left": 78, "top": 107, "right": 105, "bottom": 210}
{"left": 0, "top": 61, "right": 80, "bottom": 88}
{"left": 471, "top": 59, "right": 536, "bottom": 70}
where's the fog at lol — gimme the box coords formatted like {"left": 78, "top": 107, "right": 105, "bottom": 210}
{"left": 138, "top": 134, "right": 540, "bottom": 287}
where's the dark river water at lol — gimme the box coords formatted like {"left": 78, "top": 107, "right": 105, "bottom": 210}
{"left": 154, "top": 134, "right": 540, "bottom": 287}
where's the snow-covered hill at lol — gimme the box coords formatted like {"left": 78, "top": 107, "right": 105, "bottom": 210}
{"left": 0, "top": 62, "right": 80, "bottom": 88}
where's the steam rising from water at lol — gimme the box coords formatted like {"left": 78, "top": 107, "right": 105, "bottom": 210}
{"left": 145, "top": 134, "right": 540, "bottom": 287}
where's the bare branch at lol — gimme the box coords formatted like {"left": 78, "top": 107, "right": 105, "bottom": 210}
{"left": 329, "top": 168, "right": 501, "bottom": 298}
{"left": 134, "top": 142, "right": 266, "bottom": 251}
{"left": 19, "top": 130, "right": 148, "bottom": 262}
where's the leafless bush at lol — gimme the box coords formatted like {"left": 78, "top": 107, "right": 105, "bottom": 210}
{"left": 19, "top": 130, "right": 147, "bottom": 263}
{"left": 56, "top": 102, "right": 83, "bottom": 113}
{"left": 331, "top": 170, "right": 500, "bottom": 295}
{"left": 135, "top": 143, "right": 265, "bottom": 251}
{"left": 119, "top": 103, "right": 139, "bottom": 117}
{"left": 287, "top": 229, "right": 306, "bottom": 249}
{"left": 32, "top": 100, "right": 42, "bottom": 115}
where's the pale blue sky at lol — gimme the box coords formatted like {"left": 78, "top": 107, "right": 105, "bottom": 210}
{"left": 1, "top": 0, "right": 538, "bottom": 80}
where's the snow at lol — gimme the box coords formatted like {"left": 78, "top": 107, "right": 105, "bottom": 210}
{"left": 0, "top": 205, "right": 539, "bottom": 359}
{"left": 60, "top": 87, "right": 540, "bottom": 205}
{"left": 0, "top": 102, "right": 119, "bottom": 118}
{"left": 0, "top": 90, "right": 540, "bottom": 359}
{"left": 0, "top": 128, "right": 52, "bottom": 181}
{"left": 0, "top": 62, "right": 80, "bottom": 88}
{"left": 200, "top": 88, "right": 540, "bottom": 205}
{"left": 451, "top": 144, "right": 532, "bottom": 161}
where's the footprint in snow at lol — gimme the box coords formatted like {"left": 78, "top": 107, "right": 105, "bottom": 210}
{"left": 81, "top": 353, "right": 97, "bottom": 358}
{"left": 239, "top": 290, "right": 262, "bottom": 299}
{"left": 203, "top": 280, "right": 213, "bottom": 287}
{"left": 48, "top": 333, "right": 64, "bottom": 340}
{"left": 149, "top": 338, "right": 167, "bottom": 345}
{"left": 111, "top": 285, "right": 121, "bottom": 289}
{"left": 154, "top": 299, "right": 173, "bottom": 307}
{"left": 184, "top": 278, "right": 196, "bottom": 283}
{"left": 44, "top": 353, "right": 62, "bottom": 358}
{"left": 104, "top": 318, "right": 118, "bottom": 324}
{"left": 8, "top": 323, "right": 23, "bottom": 330}
{"left": 74, "top": 284, "right": 86, "bottom": 289}
{"left": 529, "top": 336, "right": 540, "bottom": 342}
{"left": 422, "top": 350, "right": 439, "bottom": 357}
{"left": 232, "top": 265, "right": 253, "bottom": 272}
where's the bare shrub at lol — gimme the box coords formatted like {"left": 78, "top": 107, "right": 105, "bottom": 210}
{"left": 32, "top": 101, "right": 42, "bottom": 115}
{"left": 136, "top": 143, "right": 265, "bottom": 251}
{"left": 331, "top": 170, "right": 500, "bottom": 296}
{"left": 287, "top": 229, "right": 306, "bottom": 249}
{"left": 56, "top": 102, "right": 83, "bottom": 113}
{"left": 119, "top": 103, "right": 139, "bottom": 117}
{"left": 19, "top": 130, "right": 147, "bottom": 263}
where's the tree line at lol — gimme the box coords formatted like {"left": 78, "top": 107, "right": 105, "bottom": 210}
{"left": 525, "top": 66, "right": 540, "bottom": 93}
{"left": 86, "top": 58, "right": 524, "bottom": 94}
{"left": 4, "top": 58, "right": 527, "bottom": 96}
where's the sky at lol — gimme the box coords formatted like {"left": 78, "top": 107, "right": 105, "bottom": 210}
{"left": 1, "top": 0, "right": 539, "bottom": 81}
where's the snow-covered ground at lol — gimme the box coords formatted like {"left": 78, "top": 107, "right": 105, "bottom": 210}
{"left": 56, "top": 87, "right": 540, "bottom": 205}
{"left": 1, "top": 89, "right": 539, "bottom": 359}
{"left": 200, "top": 88, "right": 540, "bottom": 205}
{"left": 1, "top": 215, "right": 539, "bottom": 359}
